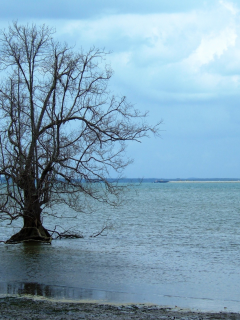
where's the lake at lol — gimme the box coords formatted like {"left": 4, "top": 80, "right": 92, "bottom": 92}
{"left": 0, "top": 182, "right": 240, "bottom": 312}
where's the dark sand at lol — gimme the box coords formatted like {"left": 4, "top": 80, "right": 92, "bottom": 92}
{"left": 0, "top": 297, "right": 240, "bottom": 319}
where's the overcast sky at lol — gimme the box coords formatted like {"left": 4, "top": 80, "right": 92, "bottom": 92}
{"left": 1, "top": 0, "right": 240, "bottom": 179}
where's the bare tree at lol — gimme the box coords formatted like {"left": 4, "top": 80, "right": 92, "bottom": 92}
{"left": 0, "top": 22, "right": 160, "bottom": 243}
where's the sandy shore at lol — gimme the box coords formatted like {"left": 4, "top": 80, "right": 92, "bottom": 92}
{"left": 0, "top": 297, "right": 240, "bottom": 320}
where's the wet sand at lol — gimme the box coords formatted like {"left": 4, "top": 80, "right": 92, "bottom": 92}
{"left": 1, "top": 297, "right": 240, "bottom": 320}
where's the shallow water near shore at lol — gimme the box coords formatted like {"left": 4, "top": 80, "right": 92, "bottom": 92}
{"left": 0, "top": 182, "right": 240, "bottom": 312}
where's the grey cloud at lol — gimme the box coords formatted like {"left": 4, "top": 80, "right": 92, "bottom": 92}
{"left": 0, "top": 0, "right": 215, "bottom": 20}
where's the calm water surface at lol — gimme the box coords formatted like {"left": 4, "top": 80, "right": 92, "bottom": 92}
{"left": 0, "top": 182, "right": 240, "bottom": 312}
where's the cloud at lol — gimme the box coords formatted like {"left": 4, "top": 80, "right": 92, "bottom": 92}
{"left": 186, "top": 28, "right": 237, "bottom": 69}
{"left": 0, "top": 0, "right": 215, "bottom": 19}
{"left": 54, "top": 1, "right": 240, "bottom": 100}
{"left": 220, "top": 0, "right": 238, "bottom": 14}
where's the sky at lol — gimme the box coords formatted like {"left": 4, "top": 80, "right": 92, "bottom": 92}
{"left": 1, "top": 0, "right": 240, "bottom": 179}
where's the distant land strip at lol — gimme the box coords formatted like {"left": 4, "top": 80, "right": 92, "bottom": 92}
{"left": 115, "top": 178, "right": 240, "bottom": 183}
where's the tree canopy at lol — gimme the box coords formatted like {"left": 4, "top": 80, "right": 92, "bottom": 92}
{"left": 0, "top": 22, "right": 159, "bottom": 243}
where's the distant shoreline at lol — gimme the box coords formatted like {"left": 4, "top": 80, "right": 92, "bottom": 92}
{"left": 116, "top": 178, "right": 240, "bottom": 183}
{"left": 169, "top": 180, "right": 240, "bottom": 183}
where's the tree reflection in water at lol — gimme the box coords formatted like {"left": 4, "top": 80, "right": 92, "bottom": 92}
{"left": 3, "top": 282, "right": 104, "bottom": 300}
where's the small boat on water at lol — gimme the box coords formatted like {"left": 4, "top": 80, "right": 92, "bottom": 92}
{"left": 154, "top": 180, "right": 169, "bottom": 183}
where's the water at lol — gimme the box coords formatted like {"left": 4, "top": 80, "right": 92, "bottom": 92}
{"left": 0, "top": 182, "right": 240, "bottom": 312}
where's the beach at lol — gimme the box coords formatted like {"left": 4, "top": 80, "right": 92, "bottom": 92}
{"left": 1, "top": 297, "right": 240, "bottom": 320}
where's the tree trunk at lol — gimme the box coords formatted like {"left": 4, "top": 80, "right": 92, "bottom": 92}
{"left": 6, "top": 193, "right": 51, "bottom": 244}
{"left": 5, "top": 221, "right": 52, "bottom": 244}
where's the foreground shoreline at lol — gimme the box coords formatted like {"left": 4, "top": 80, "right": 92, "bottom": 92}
{"left": 1, "top": 297, "right": 240, "bottom": 320}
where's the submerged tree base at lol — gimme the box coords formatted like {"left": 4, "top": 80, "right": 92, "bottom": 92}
{"left": 5, "top": 226, "right": 52, "bottom": 244}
